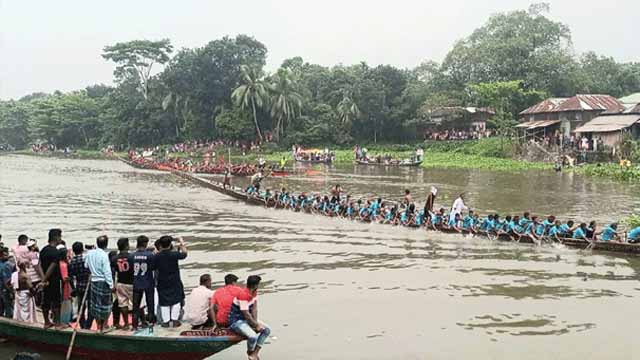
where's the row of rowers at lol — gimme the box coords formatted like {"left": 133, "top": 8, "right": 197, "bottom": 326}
{"left": 243, "top": 184, "right": 640, "bottom": 243}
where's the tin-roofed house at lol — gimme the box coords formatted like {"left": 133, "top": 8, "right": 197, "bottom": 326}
{"left": 518, "top": 95, "right": 625, "bottom": 138}
{"left": 574, "top": 108, "right": 640, "bottom": 149}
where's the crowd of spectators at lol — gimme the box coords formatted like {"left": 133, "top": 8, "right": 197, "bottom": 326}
{"left": 424, "top": 129, "right": 493, "bottom": 141}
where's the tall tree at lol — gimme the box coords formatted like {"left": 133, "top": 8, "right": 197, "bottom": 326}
{"left": 102, "top": 39, "right": 173, "bottom": 100}
{"left": 232, "top": 65, "right": 268, "bottom": 142}
{"left": 269, "top": 68, "right": 303, "bottom": 141}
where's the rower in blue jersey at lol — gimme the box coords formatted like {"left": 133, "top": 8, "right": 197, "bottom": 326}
{"left": 533, "top": 217, "right": 546, "bottom": 238}
{"left": 447, "top": 212, "right": 462, "bottom": 232}
{"left": 346, "top": 202, "right": 355, "bottom": 218}
{"left": 415, "top": 209, "right": 425, "bottom": 226}
{"left": 572, "top": 223, "right": 588, "bottom": 240}
{"left": 519, "top": 212, "right": 531, "bottom": 228}
{"left": 432, "top": 208, "right": 445, "bottom": 229}
{"left": 462, "top": 210, "right": 475, "bottom": 231}
{"left": 599, "top": 223, "right": 618, "bottom": 242}
{"left": 628, "top": 226, "right": 640, "bottom": 243}
{"left": 558, "top": 220, "right": 574, "bottom": 238}
{"left": 547, "top": 220, "right": 561, "bottom": 239}
{"left": 491, "top": 214, "right": 503, "bottom": 233}
{"left": 505, "top": 216, "right": 517, "bottom": 235}
{"left": 480, "top": 214, "right": 494, "bottom": 232}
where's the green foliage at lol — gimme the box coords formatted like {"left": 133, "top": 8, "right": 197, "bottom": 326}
{"left": 232, "top": 65, "right": 269, "bottom": 141}
{"left": 623, "top": 215, "right": 640, "bottom": 229}
{"left": 579, "top": 164, "right": 640, "bottom": 182}
{"left": 214, "top": 107, "right": 254, "bottom": 141}
{"left": 102, "top": 39, "right": 173, "bottom": 99}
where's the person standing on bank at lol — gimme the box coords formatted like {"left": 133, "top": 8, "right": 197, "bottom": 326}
{"left": 154, "top": 235, "right": 187, "bottom": 328}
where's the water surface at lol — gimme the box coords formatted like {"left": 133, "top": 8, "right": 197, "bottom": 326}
{"left": 1, "top": 155, "right": 639, "bottom": 360}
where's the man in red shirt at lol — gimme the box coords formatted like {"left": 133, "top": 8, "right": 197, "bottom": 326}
{"left": 210, "top": 274, "right": 242, "bottom": 328}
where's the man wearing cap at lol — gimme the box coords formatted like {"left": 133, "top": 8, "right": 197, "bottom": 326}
{"left": 210, "top": 274, "right": 242, "bottom": 328}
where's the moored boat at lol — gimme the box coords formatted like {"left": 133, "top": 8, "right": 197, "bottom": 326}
{"left": 0, "top": 317, "right": 241, "bottom": 360}
{"left": 355, "top": 159, "right": 423, "bottom": 167}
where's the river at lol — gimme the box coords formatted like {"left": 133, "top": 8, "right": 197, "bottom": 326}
{"left": 1, "top": 154, "right": 639, "bottom": 359}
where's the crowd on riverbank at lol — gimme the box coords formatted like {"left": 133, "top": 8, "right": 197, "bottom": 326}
{"left": 242, "top": 183, "right": 640, "bottom": 244}
{"left": 0, "top": 231, "right": 271, "bottom": 360}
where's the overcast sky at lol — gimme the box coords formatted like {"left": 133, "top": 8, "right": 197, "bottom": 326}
{"left": 1, "top": 0, "right": 638, "bottom": 100}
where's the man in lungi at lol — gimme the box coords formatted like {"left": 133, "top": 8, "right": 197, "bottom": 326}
{"left": 85, "top": 235, "right": 113, "bottom": 332}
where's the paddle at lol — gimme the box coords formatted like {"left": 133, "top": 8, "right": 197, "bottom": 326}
{"left": 66, "top": 276, "right": 92, "bottom": 360}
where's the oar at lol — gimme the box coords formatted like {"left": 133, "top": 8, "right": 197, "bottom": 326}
{"left": 66, "top": 277, "right": 92, "bottom": 360}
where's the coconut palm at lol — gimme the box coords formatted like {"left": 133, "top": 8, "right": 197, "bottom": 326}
{"left": 337, "top": 93, "right": 360, "bottom": 126}
{"left": 269, "top": 68, "right": 303, "bottom": 141}
{"left": 232, "top": 65, "right": 268, "bottom": 142}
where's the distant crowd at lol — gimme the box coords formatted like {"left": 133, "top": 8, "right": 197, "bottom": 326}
{"left": 424, "top": 129, "right": 494, "bottom": 141}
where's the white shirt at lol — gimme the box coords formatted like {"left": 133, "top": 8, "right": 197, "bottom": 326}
{"left": 451, "top": 197, "right": 467, "bottom": 215}
{"left": 184, "top": 285, "right": 214, "bottom": 326}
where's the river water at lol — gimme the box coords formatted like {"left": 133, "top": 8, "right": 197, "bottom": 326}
{"left": 1, "top": 154, "right": 639, "bottom": 360}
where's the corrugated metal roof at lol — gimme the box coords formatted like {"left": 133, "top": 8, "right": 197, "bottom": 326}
{"left": 619, "top": 93, "right": 640, "bottom": 105}
{"left": 553, "top": 94, "right": 624, "bottom": 113}
{"left": 519, "top": 98, "right": 567, "bottom": 115}
{"left": 574, "top": 114, "right": 640, "bottom": 133}
{"left": 515, "top": 120, "right": 561, "bottom": 129}
{"left": 623, "top": 103, "right": 640, "bottom": 114}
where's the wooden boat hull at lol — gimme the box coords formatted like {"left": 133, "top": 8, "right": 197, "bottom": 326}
{"left": 355, "top": 160, "right": 423, "bottom": 167}
{"left": 294, "top": 158, "right": 332, "bottom": 164}
{"left": 0, "top": 318, "right": 240, "bottom": 360}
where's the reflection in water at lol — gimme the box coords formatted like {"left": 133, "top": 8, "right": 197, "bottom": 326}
{"left": 0, "top": 155, "right": 639, "bottom": 360}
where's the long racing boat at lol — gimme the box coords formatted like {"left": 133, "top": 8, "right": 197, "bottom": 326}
{"left": 118, "top": 156, "right": 640, "bottom": 256}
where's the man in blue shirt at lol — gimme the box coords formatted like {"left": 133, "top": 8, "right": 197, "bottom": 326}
{"left": 573, "top": 223, "right": 588, "bottom": 240}
{"left": 85, "top": 235, "right": 114, "bottom": 332}
{"left": 599, "top": 223, "right": 619, "bottom": 242}
{"left": 558, "top": 220, "right": 574, "bottom": 238}
{"left": 628, "top": 226, "right": 640, "bottom": 243}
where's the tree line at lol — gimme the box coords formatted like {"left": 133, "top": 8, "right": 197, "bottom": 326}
{"left": 1, "top": 4, "right": 639, "bottom": 150}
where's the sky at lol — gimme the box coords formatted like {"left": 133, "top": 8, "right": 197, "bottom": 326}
{"left": 1, "top": 0, "right": 638, "bottom": 100}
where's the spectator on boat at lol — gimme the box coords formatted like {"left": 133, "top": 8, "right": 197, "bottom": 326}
{"left": 69, "top": 242, "right": 91, "bottom": 329}
{"left": 210, "top": 274, "right": 242, "bottom": 328}
{"left": 184, "top": 274, "right": 214, "bottom": 329}
{"left": 155, "top": 235, "right": 187, "bottom": 328}
{"left": 39, "top": 229, "right": 66, "bottom": 328}
{"left": 24, "top": 239, "right": 44, "bottom": 308}
{"left": 85, "top": 235, "right": 113, "bottom": 333}
{"left": 628, "top": 226, "right": 640, "bottom": 244}
{"left": 111, "top": 238, "right": 134, "bottom": 330}
{"left": 0, "top": 247, "right": 14, "bottom": 318}
{"left": 132, "top": 235, "right": 156, "bottom": 331}
{"left": 229, "top": 275, "right": 271, "bottom": 360}
{"left": 11, "top": 235, "right": 30, "bottom": 263}
{"left": 11, "top": 259, "right": 35, "bottom": 323}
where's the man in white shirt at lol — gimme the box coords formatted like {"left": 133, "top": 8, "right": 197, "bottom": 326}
{"left": 450, "top": 193, "right": 468, "bottom": 223}
{"left": 185, "top": 274, "right": 215, "bottom": 329}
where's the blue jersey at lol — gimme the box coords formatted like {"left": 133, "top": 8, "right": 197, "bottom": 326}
{"left": 523, "top": 222, "right": 534, "bottom": 234}
{"left": 132, "top": 249, "right": 155, "bottom": 290}
{"left": 628, "top": 227, "right": 640, "bottom": 241}
{"left": 519, "top": 218, "right": 530, "bottom": 227}
{"left": 347, "top": 207, "right": 354, "bottom": 216}
{"left": 548, "top": 226, "right": 559, "bottom": 237}
{"left": 600, "top": 226, "right": 616, "bottom": 241}
{"left": 359, "top": 207, "right": 368, "bottom": 217}
{"left": 573, "top": 227, "right": 586, "bottom": 239}
{"left": 385, "top": 211, "right": 393, "bottom": 221}
{"left": 400, "top": 212, "right": 408, "bottom": 223}
{"left": 433, "top": 214, "right": 443, "bottom": 225}
{"left": 506, "top": 221, "right": 516, "bottom": 233}
{"left": 462, "top": 216, "right": 474, "bottom": 229}
{"left": 558, "top": 224, "right": 571, "bottom": 236}
{"left": 535, "top": 224, "right": 545, "bottom": 236}
{"left": 416, "top": 211, "right": 425, "bottom": 226}
{"left": 448, "top": 217, "right": 458, "bottom": 227}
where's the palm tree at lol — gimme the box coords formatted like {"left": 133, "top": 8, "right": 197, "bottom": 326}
{"left": 269, "top": 69, "right": 303, "bottom": 141}
{"left": 232, "top": 65, "right": 268, "bottom": 142}
{"left": 337, "top": 92, "right": 360, "bottom": 127}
